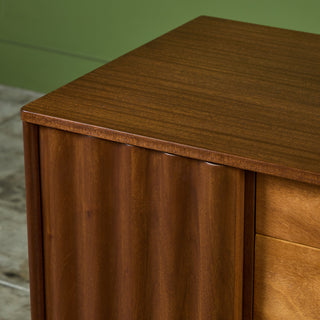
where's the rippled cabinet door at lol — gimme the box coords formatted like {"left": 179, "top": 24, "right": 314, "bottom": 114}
{"left": 38, "top": 126, "right": 245, "bottom": 320}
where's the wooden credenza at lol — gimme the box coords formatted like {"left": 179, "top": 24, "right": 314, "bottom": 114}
{"left": 21, "top": 16, "right": 320, "bottom": 320}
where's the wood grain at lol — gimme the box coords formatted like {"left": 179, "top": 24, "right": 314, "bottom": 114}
{"left": 22, "top": 122, "right": 45, "bottom": 320}
{"left": 256, "top": 173, "right": 320, "bottom": 249}
{"left": 39, "top": 126, "right": 245, "bottom": 320}
{"left": 254, "top": 234, "right": 320, "bottom": 320}
{"left": 21, "top": 16, "right": 320, "bottom": 185}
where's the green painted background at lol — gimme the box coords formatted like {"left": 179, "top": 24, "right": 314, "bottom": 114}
{"left": 0, "top": 0, "right": 319, "bottom": 92}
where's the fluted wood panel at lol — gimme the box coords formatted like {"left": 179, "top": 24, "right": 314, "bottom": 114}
{"left": 39, "top": 126, "right": 245, "bottom": 320}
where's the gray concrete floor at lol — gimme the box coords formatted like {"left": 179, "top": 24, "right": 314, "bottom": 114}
{"left": 0, "top": 85, "right": 43, "bottom": 320}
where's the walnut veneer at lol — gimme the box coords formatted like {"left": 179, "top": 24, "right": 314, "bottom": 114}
{"left": 22, "top": 16, "right": 320, "bottom": 320}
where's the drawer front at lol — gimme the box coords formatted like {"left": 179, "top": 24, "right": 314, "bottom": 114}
{"left": 256, "top": 173, "right": 320, "bottom": 248}
{"left": 254, "top": 234, "right": 320, "bottom": 320}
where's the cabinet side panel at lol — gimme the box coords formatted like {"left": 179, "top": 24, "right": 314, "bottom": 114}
{"left": 39, "top": 127, "right": 245, "bottom": 320}
{"left": 22, "top": 122, "right": 45, "bottom": 320}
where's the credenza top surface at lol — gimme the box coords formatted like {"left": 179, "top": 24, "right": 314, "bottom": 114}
{"left": 21, "top": 16, "right": 320, "bottom": 185}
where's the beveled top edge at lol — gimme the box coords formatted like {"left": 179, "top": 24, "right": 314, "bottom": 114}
{"left": 21, "top": 110, "right": 320, "bottom": 186}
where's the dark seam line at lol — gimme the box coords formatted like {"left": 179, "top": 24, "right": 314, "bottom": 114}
{"left": 0, "top": 38, "right": 107, "bottom": 63}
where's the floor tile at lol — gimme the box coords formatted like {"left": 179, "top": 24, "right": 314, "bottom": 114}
{"left": 0, "top": 285, "right": 31, "bottom": 320}
{"left": 0, "top": 85, "right": 42, "bottom": 124}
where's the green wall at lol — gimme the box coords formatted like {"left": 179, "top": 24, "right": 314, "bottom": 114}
{"left": 1, "top": 0, "right": 320, "bottom": 92}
